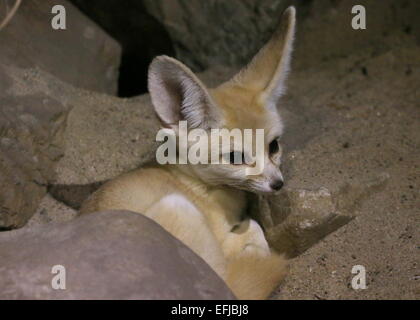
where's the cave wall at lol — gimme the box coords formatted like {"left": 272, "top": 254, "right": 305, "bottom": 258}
{"left": 143, "top": 0, "right": 420, "bottom": 71}
{"left": 70, "top": 0, "right": 420, "bottom": 94}
{"left": 143, "top": 0, "right": 293, "bottom": 70}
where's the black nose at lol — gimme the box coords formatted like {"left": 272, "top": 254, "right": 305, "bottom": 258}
{"left": 270, "top": 180, "right": 284, "bottom": 191}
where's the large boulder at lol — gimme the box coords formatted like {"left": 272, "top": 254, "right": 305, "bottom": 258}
{"left": 0, "top": 56, "right": 160, "bottom": 226}
{"left": 0, "top": 0, "right": 122, "bottom": 228}
{"left": 0, "top": 65, "right": 70, "bottom": 229}
{"left": 0, "top": 210, "right": 235, "bottom": 299}
{"left": 142, "top": 0, "right": 290, "bottom": 70}
{"left": 0, "top": 0, "right": 121, "bottom": 94}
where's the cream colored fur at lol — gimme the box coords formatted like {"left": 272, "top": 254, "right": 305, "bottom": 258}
{"left": 80, "top": 7, "right": 296, "bottom": 300}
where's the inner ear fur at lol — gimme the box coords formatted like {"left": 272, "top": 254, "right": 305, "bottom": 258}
{"left": 148, "top": 55, "right": 220, "bottom": 130}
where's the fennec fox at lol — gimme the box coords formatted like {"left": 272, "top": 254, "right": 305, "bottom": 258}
{"left": 81, "top": 7, "right": 296, "bottom": 299}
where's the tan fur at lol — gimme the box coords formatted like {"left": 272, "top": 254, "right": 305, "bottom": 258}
{"left": 81, "top": 165, "right": 287, "bottom": 299}
{"left": 226, "top": 254, "right": 288, "bottom": 300}
{"left": 80, "top": 7, "right": 296, "bottom": 300}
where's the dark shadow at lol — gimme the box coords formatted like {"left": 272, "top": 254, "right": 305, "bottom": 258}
{"left": 70, "top": 0, "right": 175, "bottom": 97}
{"left": 48, "top": 182, "right": 105, "bottom": 210}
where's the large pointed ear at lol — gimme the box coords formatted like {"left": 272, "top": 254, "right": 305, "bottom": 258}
{"left": 220, "top": 6, "right": 296, "bottom": 109}
{"left": 148, "top": 56, "right": 220, "bottom": 130}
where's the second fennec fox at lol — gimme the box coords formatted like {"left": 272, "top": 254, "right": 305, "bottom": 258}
{"left": 80, "top": 7, "right": 296, "bottom": 299}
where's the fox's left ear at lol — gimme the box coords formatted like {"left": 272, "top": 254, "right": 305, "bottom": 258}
{"left": 219, "top": 6, "right": 296, "bottom": 110}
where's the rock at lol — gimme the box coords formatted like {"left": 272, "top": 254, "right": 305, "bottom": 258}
{"left": 0, "top": 64, "right": 70, "bottom": 229}
{"left": 257, "top": 173, "right": 389, "bottom": 258}
{"left": 0, "top": 0, "right": 121, "bottom": 95}
{"left": 142, "top": 0, "right": 289, "bottom": 71}
{"left": 0, "top": 0, "right": 122, "bottom": 228}
{"left": 0, "top": 210, "right": 235, "bottom": 299}
{"left": 25, "top": 194, "right": 77, "bottom": 229}
{"left": 0, "top": 62, "right": 160, "bottom": 220}
{"left": 142, "top": 0, "right": 420, "bottom": 72}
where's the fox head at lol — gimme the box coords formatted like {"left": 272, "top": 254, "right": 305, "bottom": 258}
{"left": 148, "top": 7, "right": 296, "bottom": 194}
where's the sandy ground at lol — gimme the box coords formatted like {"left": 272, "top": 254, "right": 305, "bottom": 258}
{"left": 272, "top": 43, "right": 420, "bottom": 299}
{"left": 197, "top": 34, "right": 419, "bottom": 300}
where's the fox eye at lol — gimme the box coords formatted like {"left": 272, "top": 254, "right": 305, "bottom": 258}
{"left": 269, "top": 139, "right": 279, "bottom": 155}
{"left": 228, "top": 151, "right": 245, "bottom": 165}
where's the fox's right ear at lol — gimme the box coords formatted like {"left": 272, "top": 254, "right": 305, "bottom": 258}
{"left": 148, "top": 56, "right": 221, "bottom": 131}
{"left": 219, "top": 6, "right": 296, "bottom": 110}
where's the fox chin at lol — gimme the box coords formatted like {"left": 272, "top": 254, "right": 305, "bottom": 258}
{"left": 80, "top": 6, "right": 297, "bottom": 300}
